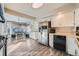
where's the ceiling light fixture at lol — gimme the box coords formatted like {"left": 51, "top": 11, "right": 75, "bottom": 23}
{"left": 32, "top": 3, "right": 44, "bottom": 8}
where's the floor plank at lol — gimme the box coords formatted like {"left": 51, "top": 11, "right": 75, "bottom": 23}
{"left": 7, "top": 39, "right": 65, "bottom": 56}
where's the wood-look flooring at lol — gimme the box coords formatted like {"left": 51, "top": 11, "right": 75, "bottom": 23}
{"left": 7, "top": 39, "right": 65, "bottom": 56}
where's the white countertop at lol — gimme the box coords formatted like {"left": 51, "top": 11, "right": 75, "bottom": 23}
{"left": 49, "top": 33, "right": 74, "bottom": 37}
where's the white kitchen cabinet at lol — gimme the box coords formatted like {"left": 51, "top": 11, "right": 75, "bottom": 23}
{"left": 49, "top": 34, "right": 53, "bottom": 48}
{"left": 66, "top": 36, "right": 76, "bottom": 55}
{"left": 51, "top": 11, "right": 74, "bottom": 27}
{"left": 75, "top": 8, "right": 79, "bottom": 26}
{"left": 51, "top": 16, "right": 60, "bottom": 27}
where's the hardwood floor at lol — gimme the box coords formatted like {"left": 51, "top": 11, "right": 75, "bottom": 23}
{"left": 7, "top": 39, "right": 65, "bottom": 56}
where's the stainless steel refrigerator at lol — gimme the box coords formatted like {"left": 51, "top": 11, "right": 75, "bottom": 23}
{"left": 38, "top": 26, "right": 49, "bottom": 46}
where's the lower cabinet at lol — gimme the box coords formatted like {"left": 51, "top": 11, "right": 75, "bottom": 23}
{"left": 66, "top": 36, "right": 76, "bottom": 55}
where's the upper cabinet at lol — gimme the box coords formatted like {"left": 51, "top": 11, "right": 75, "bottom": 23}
{"left": 75, "top": 8, "right": 79, "bottom": 26}
{"left": 51, "top": 11, "right": 74, "bottom": 27}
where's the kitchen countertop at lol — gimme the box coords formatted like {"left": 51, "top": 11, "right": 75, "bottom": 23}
{"left": 51, "top": 33, "right": 79, "bottom": 48}
{"left": 49, "top": 33, "right": 74, "bottom": 37}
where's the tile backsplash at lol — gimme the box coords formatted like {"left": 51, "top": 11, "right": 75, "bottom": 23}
{"left": 55, "top": 27, "right": 74, "bottom": 36}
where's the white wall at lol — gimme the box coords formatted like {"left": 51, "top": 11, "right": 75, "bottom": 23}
{"left": 5, "top": 13, "right": 33, "bottom": 24}
{"left": 37, "top": 17, "right": 51, "bottom": 22}
{"left": 5, "top": 13, "right": 18, "bottom": 22}
{"left": 5, "top": 13, "right": 35, "bottom": 33}
{"left": 29, "top": 20, "right": 39, "bottom": 40}
{"left": 31, "top": 20, "right": 39, "bottom": 31}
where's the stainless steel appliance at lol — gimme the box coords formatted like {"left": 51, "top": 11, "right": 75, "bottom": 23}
{"left": 38, "top": 26, "right": 49, "bottom": 46}
{"left": 41, "top": 29, "right": 48, "bottom": 46}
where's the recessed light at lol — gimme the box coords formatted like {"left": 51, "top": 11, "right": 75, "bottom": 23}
{"left": 32, "top": 3, "right": 44, "bottom": 8}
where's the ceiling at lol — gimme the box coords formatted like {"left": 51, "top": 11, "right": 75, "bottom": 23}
{"left": 5, "top": 3, "right": 66, "bottom": 19}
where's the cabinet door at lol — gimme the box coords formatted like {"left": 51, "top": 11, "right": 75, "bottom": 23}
{"left": 66, "top": 37, "right": 75, "bottom": 55}
{"left": 51, "top": 16, "right": 61, "bottom": 27}
{"left": 61, "top": 12, "right": 74, "bottom": 26}
{"left": 75, "top": 8, "right": 79, "bottom": 26}
{"left": 51, "top": 12, "right": 74, "bottom": 27}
